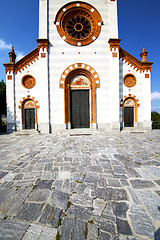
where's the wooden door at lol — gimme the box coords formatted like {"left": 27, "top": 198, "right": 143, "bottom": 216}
{"left": 70, "top": 90, "right": 90, "bottom": 128}
{"left": 24, "top": 108, "right": 35, "bottom": 129}
{"left": 124, "top": 107, "right": 134, "bottom": 127}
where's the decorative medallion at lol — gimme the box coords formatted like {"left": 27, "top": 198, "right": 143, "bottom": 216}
{"left": 55, "top": 2, "right": 102, "bottom": 46}
{"left": 24, "top": 100, "right": 35, "bottom": 109}
{"left": 124, "top": 99, "right": 135, "bottom": 107}
{"left": 70, "top": 75, "right": 90, "bottom": 88}
{"left": 123, "top": 74, "right": 136, "bottom": 88}
{"left": 22, "top": 75, "right": 36, "bottom": 89}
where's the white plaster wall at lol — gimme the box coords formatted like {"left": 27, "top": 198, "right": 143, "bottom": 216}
{"left": 119, "top": 59, "right": 151, "bottom": 125}
{"left": 6, "top": 72, "right": 15, "bottom": 131}
{"left": 39, "top": 0, "right": 48, "bottom": 38}
{"left": 14, "top": 59, "right": 40, "bottom": 130}
{"left": 47, "top": 0, "right": 119, "bottom": 128}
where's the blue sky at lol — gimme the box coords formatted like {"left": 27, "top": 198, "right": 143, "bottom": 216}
{"left": 0, "top": 0, "right": 160, "bottom": 112}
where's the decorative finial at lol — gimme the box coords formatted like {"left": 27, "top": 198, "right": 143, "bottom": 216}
{"left": 9, "top": 46, "right": 16, "bottom": 63}
{"left": 140, "top": 46, "right": 148, "bottom": 62}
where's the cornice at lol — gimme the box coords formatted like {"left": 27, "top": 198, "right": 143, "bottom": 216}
{"left": 15, "top": 48, "right": 39, "bottom": 74}
{"left": 3, "top": 63, "right": 15, "bottom": 74}
{"left": 119, "top": 48, "right": 153, "bottom": 72}
{"left": 108, "top": 38, "right": 121, "bottom": 51}
{"left": 37, "top": 39, "right": 49, "bottom": 51}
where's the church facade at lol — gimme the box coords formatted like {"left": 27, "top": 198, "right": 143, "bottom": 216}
{"left": 4, "top": 0, "right": 153, "bottom": 133}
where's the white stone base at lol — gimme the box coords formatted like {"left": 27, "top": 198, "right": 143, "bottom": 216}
{"left": 139, "top": 121, "right": 152, "bottom": 131}
{"left": 110, "top": 121, "right": 120, "bottom": 131}
{"left": 97, "top": 122, "right": 120, "bottom": 131}
{"left": 7, "top": 123, "right": 15, "bottom": 133}
{"left": 38, "top": 123, "right": 50, "bottom": 133}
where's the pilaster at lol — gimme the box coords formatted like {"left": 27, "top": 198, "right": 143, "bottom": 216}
{"left": 37, "top": 39, "right": 50, "bottom": 133}
{"left": 3, "top": 47, "right": 17, "bottom": 132}
{"left": 108, "top": 0, "right": 118, "bottom": 38}
{"left": 108, "top": 38, "right": 121, "bottom": 130}
{"left": 39, "top": 0, "right": 48, "bottom": 39}
{"left": 4, "top": 66, "right": 16, "bottom": 132}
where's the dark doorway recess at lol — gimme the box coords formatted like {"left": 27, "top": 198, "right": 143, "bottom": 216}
{"left": 24, "top": 108, "right": 35, "bottom": 129}
{"left": 124, "top": 107, "right": 134, "bottom": 127}
{"left": 70, "top": 90, "right": 90, "bottom": 129}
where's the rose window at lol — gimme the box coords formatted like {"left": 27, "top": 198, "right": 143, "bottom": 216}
{"left": 55, "top": 2, "right": 102, "bottom": 46}
{"left": 65, "top": 15, "right": 91, "bottom": 40}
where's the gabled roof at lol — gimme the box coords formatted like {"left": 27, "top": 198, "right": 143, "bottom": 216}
{"left": 119, "top": 47, "right": 153, "bottom": 72}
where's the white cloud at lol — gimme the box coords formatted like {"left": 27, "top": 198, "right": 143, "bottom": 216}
{"left": 16, "top": 51, "right": 24, "bottom": 61}
{"left": 151, "top": 92, "right": 160, "bottom": 100}
{"left": 0, "top": 39, "right": 12, "bottom": 50}
{"left": 151, "top": 106, "right": 160, "bottom": 109}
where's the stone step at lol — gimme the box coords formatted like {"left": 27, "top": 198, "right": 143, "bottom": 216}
{"left": 121, "top": 127, "right": 145, "bottom": 133}
{"left": 14, "top": 129, "right": 40, "bottom": 135}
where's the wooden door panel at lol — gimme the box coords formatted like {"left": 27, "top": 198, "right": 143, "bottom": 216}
{"left": 124, "top": 107, "right": 134, "bottom": 127}
{"left": 70, "top": 90, "right": 90, "bottom": 128}
{"left": 24, "top": 109, "right": 35, "bottom": 129}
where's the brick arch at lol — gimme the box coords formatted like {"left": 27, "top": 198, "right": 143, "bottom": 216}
{"left": 55, "top": 1, "right": 102, "bottom": 46}
{"left": 19, "top": 95, "right": 40, "bottom": 125}
{"left": 60, "top": 63, "right": 100, "bottom": 125}
{"left": 120, "top": 94, "right": 140, "bottom": 123}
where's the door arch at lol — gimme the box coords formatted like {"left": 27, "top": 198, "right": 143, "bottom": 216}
{"left": 59, "top": 63, "right": 100, "bottom": 127}
{"left": 120, "top": 94, "right": 140, "bottom": 128}
{"left": 70, "top": 75, "right": 90, "bottom": 128}
{"left": 24, "top": 100, "right": 35, "bottom": 129}
{"left": 19, "top": 96, "right": 40, "bottom": 129}
{"left": 124, "top": 99, "right": 135, "bottom": 127}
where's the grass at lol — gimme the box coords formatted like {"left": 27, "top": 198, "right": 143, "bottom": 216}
{"left": 32, "top": 184, "right": 37, "bottom": 190}
{"left": 67, "top": 201, "right": 72, "bottom": 210}
{"left": 56, "top": 231, "right": 61, "bottom": 240}
{"left": 85, "top": 223, "right": 88, "bottom": 240}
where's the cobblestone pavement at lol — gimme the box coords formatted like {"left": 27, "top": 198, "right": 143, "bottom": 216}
{"left": 0, "top": 129, "right": 160, "bottom": 240}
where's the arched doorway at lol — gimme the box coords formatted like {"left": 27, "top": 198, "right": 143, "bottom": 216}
{"left": 19, "top": 96, "right": 40, "bottom": 130}
{"left": 59, "top": 63, "right": 100, "bottom": 128}
{"left": 124, "top": 99, "right": 135, "bottom": 127}
{"left": 120, "top": 95, "right": 140, "bottom": 128}
{"left": 24, "top": 100, "right": 35, "bottom": 129}
{"left": 70, "top": 75, "right": 90, "bottom": 128}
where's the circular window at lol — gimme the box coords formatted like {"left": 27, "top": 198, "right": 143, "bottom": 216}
{"left": 55, "top": 2, "right": 102, "bottom": 46}
{"left": 123, "top": 74, "right": 136, "bottom": 88}
{"left": 22, "top": 75, "right": 36, "bottom": 89}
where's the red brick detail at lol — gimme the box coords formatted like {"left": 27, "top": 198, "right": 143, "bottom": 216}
{"left": 60, "top": 63, "right": 100, "bottom": 124}
{"left": 41, "top": 53, "right": 46, "bottom": 58}
{"left": 15, "top": 48, "right": 39, "bottom": 74}
{"left": 37, "top": 39, "right": 49, "bottom": 52}
{"left": 120, "top": 48, "right": 153, "bottom": 73}
{"left": 112, "top": 52, "right": 118, "bottom": 58}
{"left": 120, "top": 94, "right": 140, "bottom": 123}
{"left": 7, "top": 75, "right": 12, "bottom": 80}
{"left": 55, "top": 2, "right": 102, "bottom": 46}
{"left": 145, "top": 74, "right": 149, "bottom": 78}
{"left": 108, "top": 39, "right": 121, "bottom": 51}
{"left": 19, "top": 96, "right": 40, "bottom": 125}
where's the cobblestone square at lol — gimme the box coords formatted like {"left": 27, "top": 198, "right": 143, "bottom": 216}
{"left": 0, "top": 130, "right": 160, "bottom": 239}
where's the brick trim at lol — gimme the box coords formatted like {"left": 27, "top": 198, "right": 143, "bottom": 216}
{"left": 55, "top": 1, "right": 102, "bottom": 46}
{"left": 19, "top": 96, "right": 40, "bottom": 125}
{"left": 120, "top": 94, "right": 140, "bottom": 123}
{"left": 120, "top": 48, "right": 153, "bottom": 73}
{"left": 60, "top": 63, "right": 100, "bottom": 124}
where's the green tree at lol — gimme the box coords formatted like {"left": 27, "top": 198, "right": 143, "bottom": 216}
{"left": 151, "top": 111, "right": 160, "bottom": 129}
{"left": 0, "top": 80, "right": 6, "bottom": 96}
{"left": 0, "top": 80, "right": 6, "bottom": 132}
